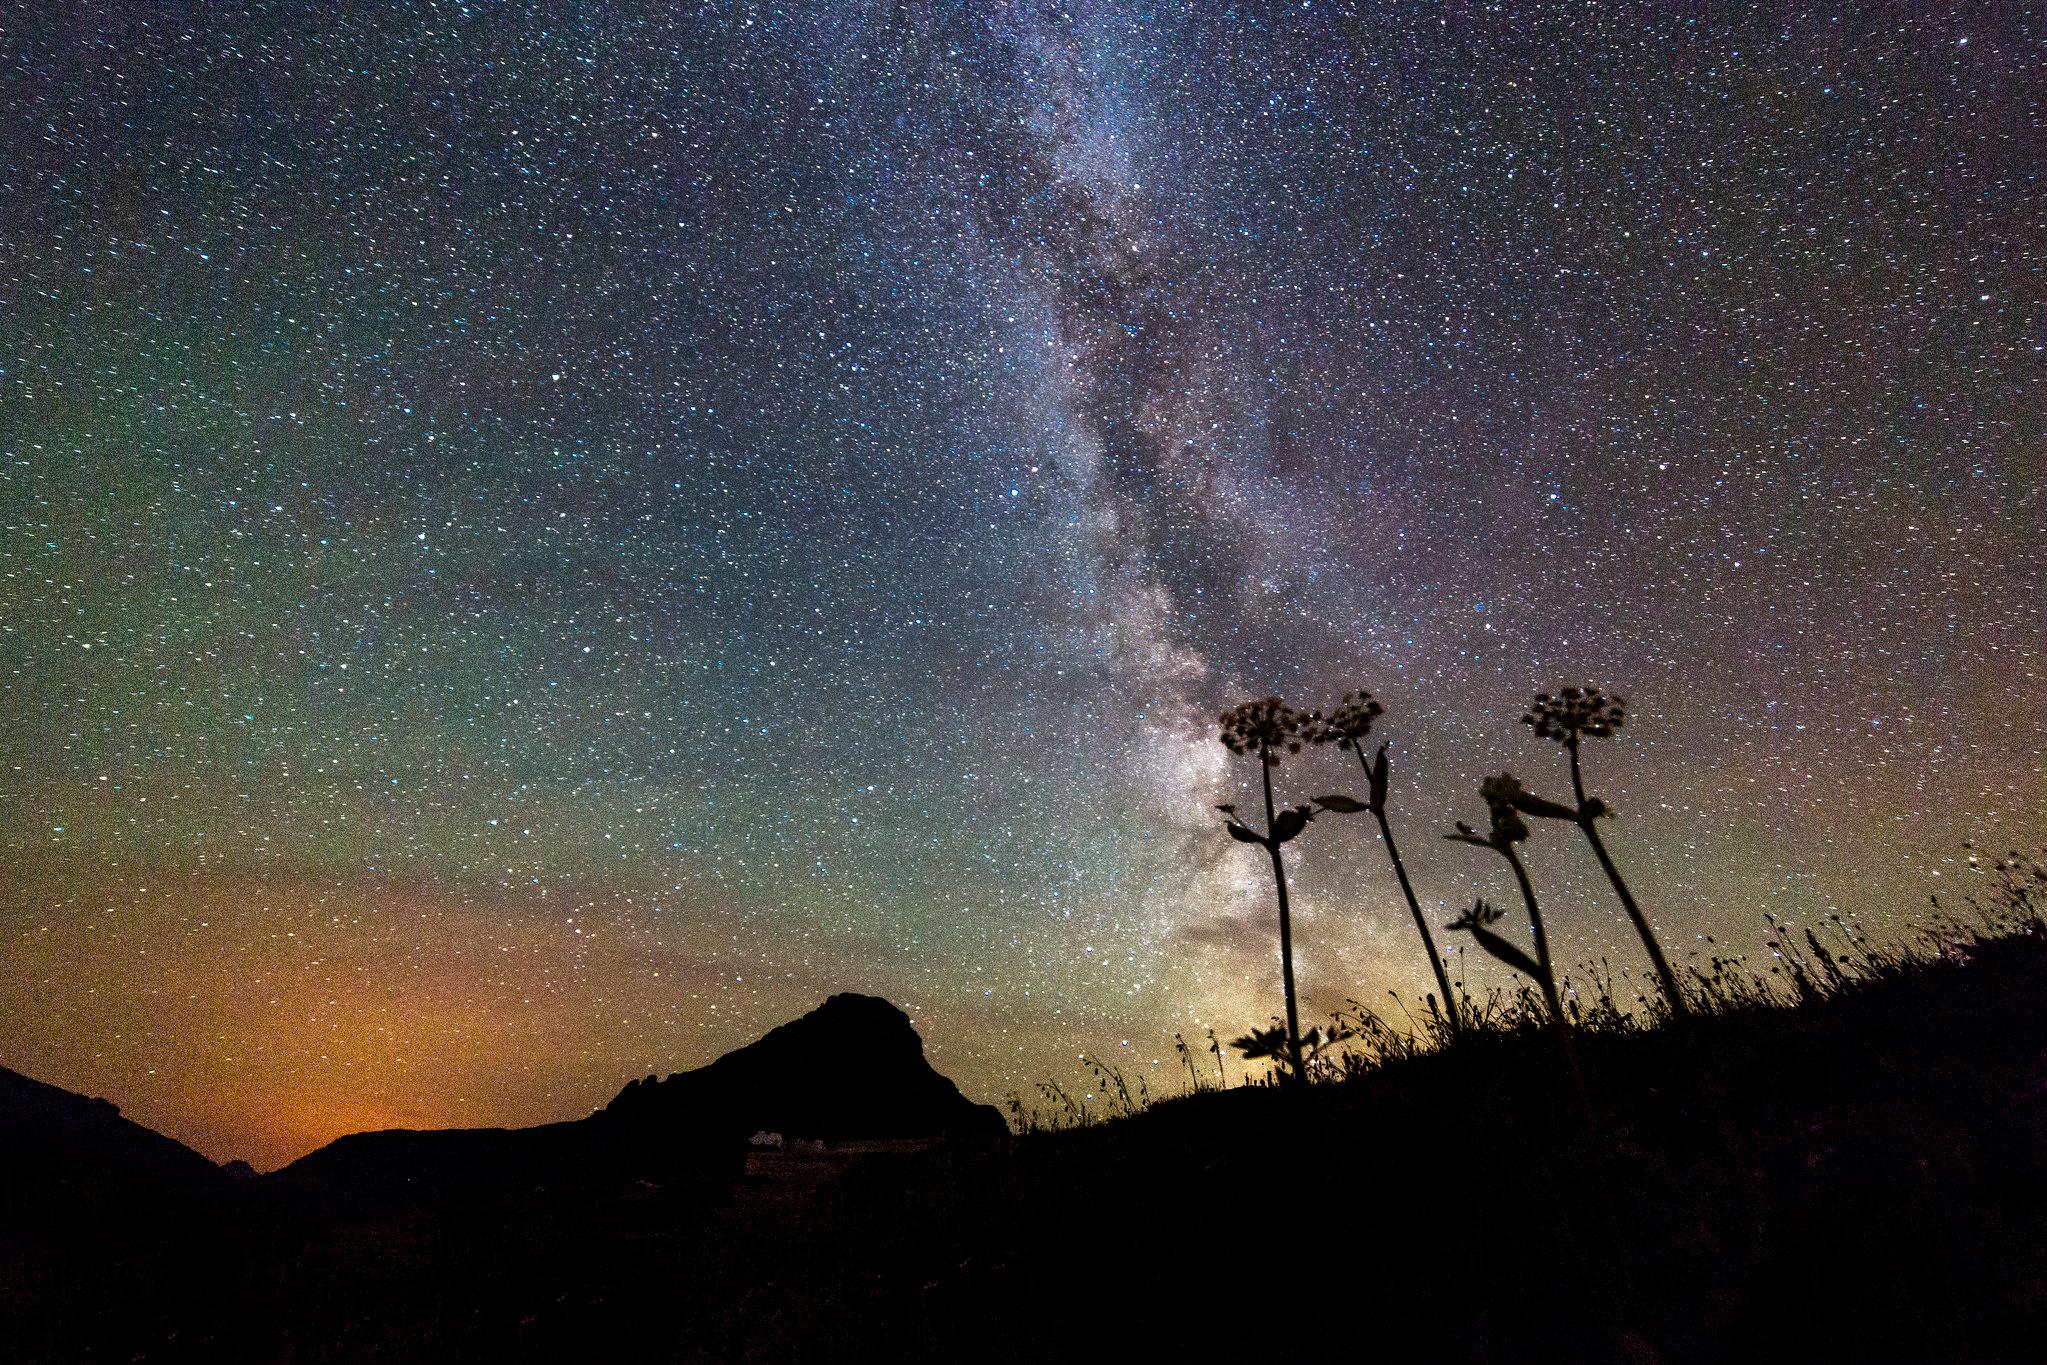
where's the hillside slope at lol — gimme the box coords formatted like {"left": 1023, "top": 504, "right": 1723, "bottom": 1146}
{"left": 6, "top": 936, "right": 2047, "bottom": 1362}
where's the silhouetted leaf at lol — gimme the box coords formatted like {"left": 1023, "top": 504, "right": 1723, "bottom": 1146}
{"left": 1508, "top": 788, "right": 1580, "bottom": 821}
{"left": 1270, "top": 808, "right": 1309, "bottom": 843}
{"left": 1229, "top": 1026, "right": 1288, "bottom": 1060}
{"left": 1313, "top": 794, "right": 1368, "bottom": 814}
{"left": 1461, "top": 923, "right": 1543, "bottom": 980}
{"left": 1225, "top": 821, "right": 1264, "bottom": 844}
{"left": 1368, "top": 743, "right": 1390, "bottom": 811}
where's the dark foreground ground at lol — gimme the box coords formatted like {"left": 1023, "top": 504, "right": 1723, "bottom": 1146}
{"left": 8, "top": 928, "right": 2047, "bottom": 1363}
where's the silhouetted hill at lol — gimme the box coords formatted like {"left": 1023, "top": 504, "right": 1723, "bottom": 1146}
{"left": 605, "top": 992, "right": 1005, "bottom": 1140}
{"left": 0, "top": 1065, "right": 225, "bottom": 1220}
{"left": 274, "top": 993, "right": 998, "bottom": 1197}
{"left": 0, "top": 1066, "right": 233, "bottom": 1360}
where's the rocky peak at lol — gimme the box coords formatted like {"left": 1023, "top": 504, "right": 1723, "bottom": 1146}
{"left": 604, "top": 993, "right": 1004, "bottom": 1141}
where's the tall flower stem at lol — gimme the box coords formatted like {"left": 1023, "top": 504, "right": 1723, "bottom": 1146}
{"left": 1568, "top": 739, "right": 1687, "bottom": 1019}
{"left": 1349, "top": 746, "right": 1461, "bottom": 1037}
{"left": 1261, "top": 741, "right": 1308, "bottom": 1086}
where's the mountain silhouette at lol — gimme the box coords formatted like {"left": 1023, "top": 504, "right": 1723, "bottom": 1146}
{"left": 604, "top": 992, "right": 1006, "bottom": 1140}
{"left": 276, "top": 992, "right": 1001, "bottom": 1194}
{"left": 0, "top": 1065, "right": 225, "bottom": 1224}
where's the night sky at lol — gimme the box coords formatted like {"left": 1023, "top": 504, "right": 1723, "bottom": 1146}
{"left": 3, "top": 2, "right": 2040, "bottom": 1169}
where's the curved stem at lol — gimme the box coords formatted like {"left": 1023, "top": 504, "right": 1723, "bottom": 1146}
{"left": 1579, "top": 817, "right": 1688, "bottom": 1019}
{"left": 1356, "top": 749, "right": 1461, "bottom": 1036}
{"left": 1501, "top": 844, "right": 1564, "bottom": 1029}
{"left": 1570, "top": 738, "right": 1688, "bottom": 1018}
{"left": 1261, "top": 744, "right": 1307, "bottom": 1085}
{"left": 1501, "top": 842, "right": 1594, "bottom": 1125}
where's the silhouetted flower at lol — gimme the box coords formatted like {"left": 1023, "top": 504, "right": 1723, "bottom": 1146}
{"left": 1309, "top": 689, "right": 1464, "bottom": 1037}
{"left": 1445, "top": 783, "right": 1564, "bottom": 1029}
{"left": 1519, "top": 683, "right": 1687, "bottom": 1019}
{"left": 1214, "top": 694, "right": 1322, "bottom": 1084}
{"left": 1316, "top": 689, "right": 1385, "bottom": 754}
{"left": 1442, "top": 798, "right": 1592, "bottom": 1120}
{"left": 1522, "top": 685, "right": 1626, "bottom": 745}
{"left": 1219, "top": 696, "right": 1324, "bottom": 767}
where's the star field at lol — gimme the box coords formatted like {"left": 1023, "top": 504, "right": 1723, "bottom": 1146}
{"left": 2, "top": 2, "right": 2040, "bottom": 1167}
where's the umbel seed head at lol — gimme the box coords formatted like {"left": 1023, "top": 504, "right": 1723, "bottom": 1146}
{"left": 1318, "top": 688, "right": 1386, "bottom": 751}
{"left": 1219, "top": 696, "right": 1321, "bottom": 768}
{"left": 1523, "top": 685, "right": 1627, "bottom": 744}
